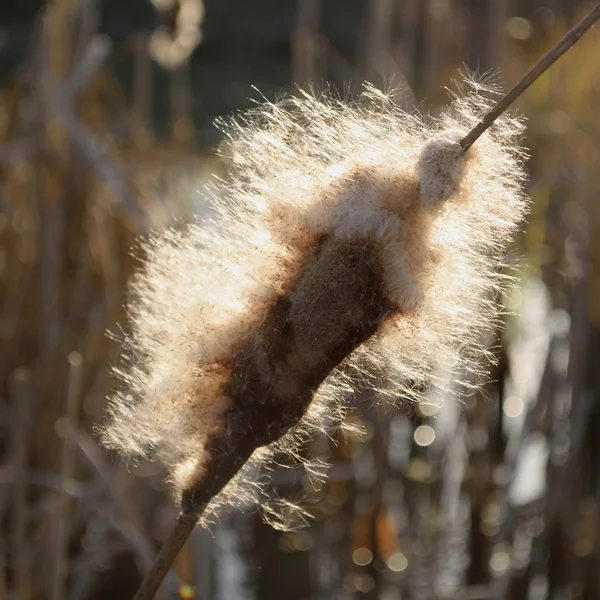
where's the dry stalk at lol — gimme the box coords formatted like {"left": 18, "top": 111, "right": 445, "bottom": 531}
{"left": 459, "top": 2, "right": 600, "bottom": 151}
{"left": 132, "top": 510, "right": 204, "bottom": 600}
{"left": 10, "top": 369, "right": 31, "bottom": 600}
{"left": 51, "top": 352, "right": 84, "bottom": 600}
{"left": 0, "top": 532, "right": 7, "bottom": 600}
{"left": 293, "top": 0, "right": 321, "bottom": 89}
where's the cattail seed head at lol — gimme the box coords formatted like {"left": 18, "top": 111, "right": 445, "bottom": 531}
{"left": 102, "top": 78, "right": 528, "bottom": 527}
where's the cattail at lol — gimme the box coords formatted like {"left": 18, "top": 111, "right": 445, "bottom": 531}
{"left": 102, "top": 78, "right": 528, "bottom": 525}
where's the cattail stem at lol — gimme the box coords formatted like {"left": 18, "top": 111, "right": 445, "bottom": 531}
{"left": 133, "top": 507, "right": 205, "bottom": 600}
{"left": 460, "top": 2, "right": 600, "bottom": 152}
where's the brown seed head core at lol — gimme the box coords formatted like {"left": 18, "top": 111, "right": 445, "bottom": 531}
{"left": 182, "top": 234, "right": 391, "bottom": 510}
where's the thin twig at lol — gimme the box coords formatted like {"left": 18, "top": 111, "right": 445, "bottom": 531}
{"left": 169, "top": 59, "right": 194, "bottom": 145}
{"left": 68, "top": 426, "right": 156, "bottom": 568}
{"left": 0, "top": 468, "right": 84, "bottom": 497}
{"left": 60, "top": 35, "right": 111, "bottom": 100}
{"left": 361, "top": 0, "right": 395, "bottom": 83}
{"left": 131, "top": 33, "right": 153, "bottom": 146}
{"left": 51, "top": 352, "right": 84, "bottom": 600}
{"left": 293, "top": 0, "right": 321, "bottom": 89}
{"left": 10, "top": 368, "right": 31, "bottom": 600}
{"left": 132, "top": 509, "right": 205, "bottom": 600}
{"left": 47, "top": 34, "right": 143, "bottom": 223}
{"left": 460, "top": 2, "right": 600, "bottom": 151}
{"left": 0, "top": 531, "right": 7, "bottom": 600}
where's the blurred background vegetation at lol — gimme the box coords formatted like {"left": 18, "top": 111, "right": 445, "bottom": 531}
{"left": 1, "top": 0, "right": 599, "bottom": 599}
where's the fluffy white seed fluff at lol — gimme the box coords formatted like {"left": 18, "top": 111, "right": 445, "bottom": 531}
{"left": 103, "top": 79, "right": 528, "bottom": 527}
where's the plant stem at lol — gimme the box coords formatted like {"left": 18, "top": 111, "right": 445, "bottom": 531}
{"left": 51, "top": 352, "right": 84, "bottom": 600}
{"left": 460, "top": 2, "right": 600, "bottom": 152}
{"left": 133, "top": 507, "right": 206, "bottom": 600}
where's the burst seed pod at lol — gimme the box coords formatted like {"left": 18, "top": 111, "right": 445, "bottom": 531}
{"left": 102, "top": 80, "right": 528, "bottom": 525}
